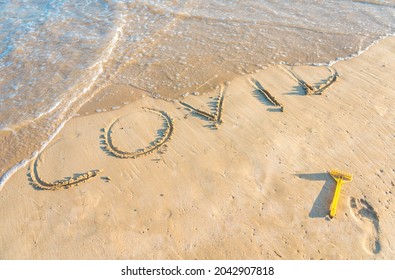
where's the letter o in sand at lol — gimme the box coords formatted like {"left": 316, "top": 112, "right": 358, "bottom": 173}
{"left": 104, "top": 108, "right": 174, "bottom": 159}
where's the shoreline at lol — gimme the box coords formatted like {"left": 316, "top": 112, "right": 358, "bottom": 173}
{"left": 0, "top": 34, "right": 394, "bottom": 190}
{"left": 0, "top": 36, "right": 394, "bottom": 259}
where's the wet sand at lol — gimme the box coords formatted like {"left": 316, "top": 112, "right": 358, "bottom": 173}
{"left": 0, "top": 36, "right": 394, "bottom": 259}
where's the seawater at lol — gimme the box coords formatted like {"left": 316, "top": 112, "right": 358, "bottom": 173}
{"left": 0, "top": 0, "right": 394, "bottom": 188}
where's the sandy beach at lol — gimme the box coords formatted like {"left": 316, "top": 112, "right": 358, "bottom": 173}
{"left": 0, "top": 36, "right": 394, "bottom": 260}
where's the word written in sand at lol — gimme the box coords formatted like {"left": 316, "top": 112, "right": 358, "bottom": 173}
{"left": 103, "top": 108, "right": 175, "bottom": 159}
{"left": 27, "top": 68, "right": 339, "bottom": 190}
{"left": 28, "top": 158, "right": 102, "bottom": 190}
{"left": 180, "top": 86, "right": 225, "bottom": 129}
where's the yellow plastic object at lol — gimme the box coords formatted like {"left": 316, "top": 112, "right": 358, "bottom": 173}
{"left": 329, "top": 169, "right": 353, "bottom": 219}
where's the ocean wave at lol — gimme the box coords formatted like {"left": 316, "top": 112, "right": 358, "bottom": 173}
{"left": 1, "top": 0, "right": 395, "bottom": 190}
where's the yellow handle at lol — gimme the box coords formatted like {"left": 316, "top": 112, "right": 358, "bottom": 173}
{"left": 329, "top": 178, "right": 343, "bottom": 219}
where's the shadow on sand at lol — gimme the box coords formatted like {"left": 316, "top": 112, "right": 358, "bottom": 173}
{"left": 295, "top": 172, "right": 335, "bottom": 219}
{"left": 285, "top": 84, "right": 305, "bottom": 96}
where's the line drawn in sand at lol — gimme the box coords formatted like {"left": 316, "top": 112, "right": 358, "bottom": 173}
{"left": 250, "top": 78, "right": 284, "bottom": 112}
{"left": 102, "top": 108, "right": 175, "bottom": 159}
{"left": 179, "top": 86, "right": 225, "bottom": 129}
{"left": 349, "top": 197, "right": 381, "bottom": 255}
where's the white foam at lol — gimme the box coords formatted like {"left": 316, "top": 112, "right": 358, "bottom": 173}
{"left": 0, "top": 117, "right": 67, "bottom": 191}
{"left": 0, "top": 98, "right": 64, "bottom": 131}
{"left": 0, "top": 16, "right": 127, "bottom": 191}
{"left": 0, "top": 159, "right": 29, "bottom": 192}
{"left": 306, "top": 34, "right": 395, "bottom": 67}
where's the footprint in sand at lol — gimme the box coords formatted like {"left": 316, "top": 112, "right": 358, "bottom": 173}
{"left": 349, "top": 197, "right": 381, "bottom": 255}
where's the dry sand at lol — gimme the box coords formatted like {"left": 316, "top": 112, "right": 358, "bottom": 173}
{"left": 0, "top": 36, "right": 394, "bottom": 260}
